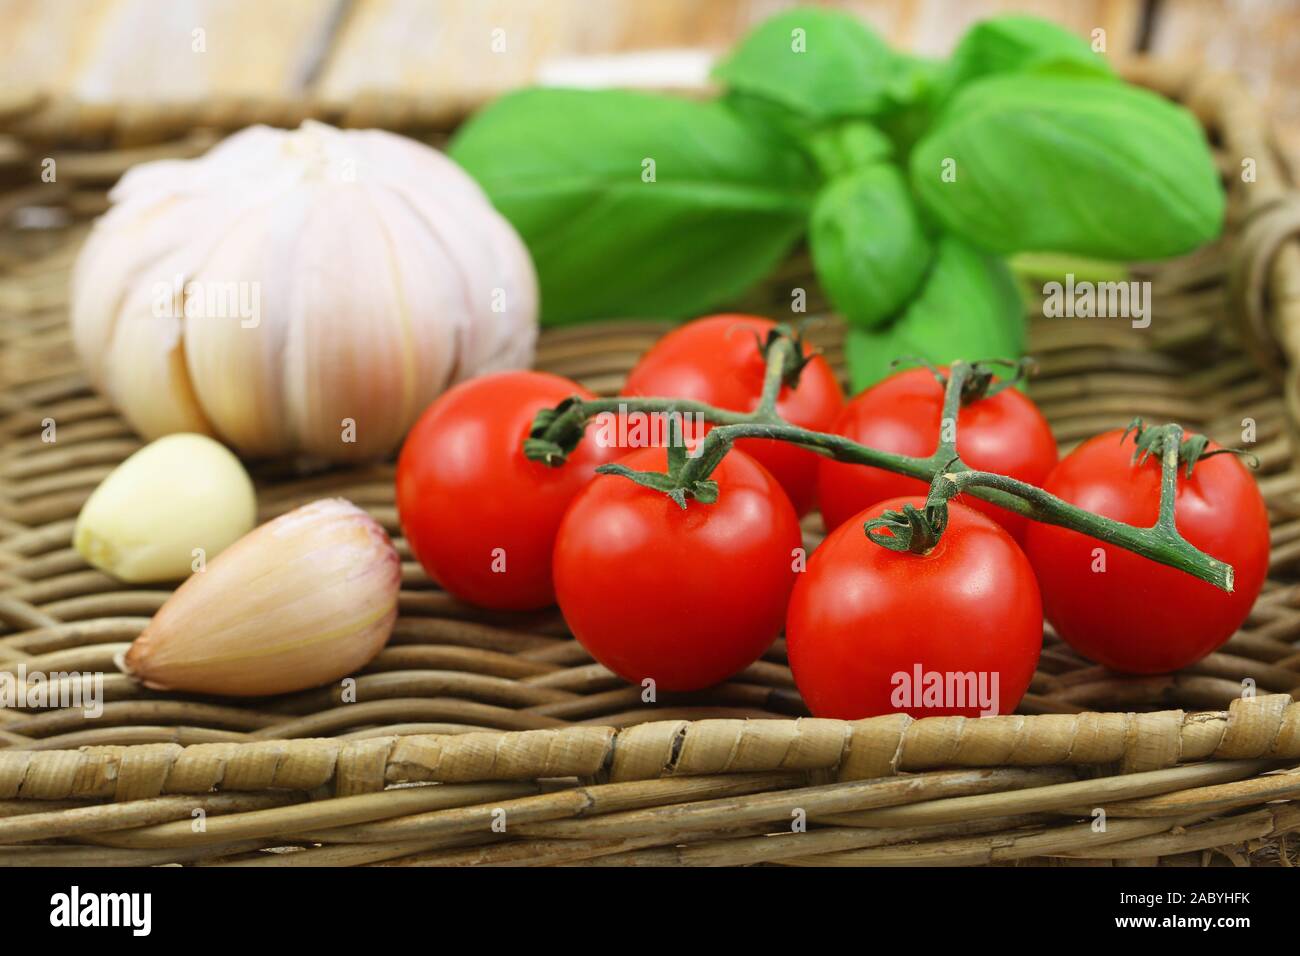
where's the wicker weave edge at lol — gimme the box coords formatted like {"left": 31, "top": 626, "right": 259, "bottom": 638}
{"left": 0, "top": 695, "right": 1293, "bottom": 802}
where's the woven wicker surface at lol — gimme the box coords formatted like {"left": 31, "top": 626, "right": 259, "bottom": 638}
{"left": 1, "top": 60, "right": 1300, "bottom": 865}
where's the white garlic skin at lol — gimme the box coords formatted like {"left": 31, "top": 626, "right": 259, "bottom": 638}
{"left": 71, "top": 120, "right": 538, "bottom": 462}
{"left": 74, "top": 433, "right": 256, "bottom": 583}
{"left": 123, "top": 497, "right": 400, "bottom": 697}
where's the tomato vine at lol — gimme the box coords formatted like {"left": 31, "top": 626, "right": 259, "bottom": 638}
{"left": 524, "top": 325, "right": 1237, "bottom": 593}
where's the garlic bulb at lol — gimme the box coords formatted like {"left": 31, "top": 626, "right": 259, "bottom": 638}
{"left": 74, "top": 433, "right": 256, "bottom": 583}
{"left": 71, "top": 120, "right": 538, "bottom": 461}
{"left": 122, "top": 498, "right": 400, "bottom": 696}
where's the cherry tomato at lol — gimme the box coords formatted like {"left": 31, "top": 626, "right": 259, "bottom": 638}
{"left": 817, "top": 367, "right": 1057, "bottom": 541}
{"left": 553, "top": 446, "right": 802, "bottom": 691}
{"left": 787, "top": 497, "right": 1042, "bottom": 719}
{"left": 621, "top": 314, "right": 844, "bottom": 515}
{"left": 1023, "top": 430, "right": 1268, "bottom": 673}
{"left": 396, "top": 371, "right": 619, "bottom": 611}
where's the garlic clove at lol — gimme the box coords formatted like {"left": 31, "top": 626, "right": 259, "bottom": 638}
{"left": 74, "top": 433, "right": 256, "bottom": 583}
{"left": 180, "top": 195, "right": 300, "bottom": 457}
{"left": 122, "top": 497, "right": 399, "bottom": 697}
{"left": 105, "top": 301, "right": 216, "bottom": 441}
{"left": 278, "top": 187, "right": 420, "bottom": 460}
{"left": 358, "top": 131, "right": 538, "bottom": 381}
{"left": 363, "top": 186, "right": 464, "bottom": 409}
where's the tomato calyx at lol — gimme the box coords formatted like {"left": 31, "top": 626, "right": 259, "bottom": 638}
{"left": 595, "top": 415, "right": 720, "bottom": 509}
{"left": 523, "top": 396, "right": 588, "bottom": 466}
{"left": 899, "top": 355, "right": 1036, "bottom": 405}
{"left": 863, "top": 453, "right": 970, "bottom": 555}
{"left": 752, "top": 321, "right": 821, "bottom": 393}
{"left": 1122, "top": 417, "right": 1259, "bottom": 478}
{"left": 864, "top": 501, "right": 949, "bottom": 554}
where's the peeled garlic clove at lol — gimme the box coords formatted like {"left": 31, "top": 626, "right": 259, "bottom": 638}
{"left": 74, "top": 433, "right": 256, "bottom": 583}
{"left": 122, "top": 498, "right": 399, "bottom": 697}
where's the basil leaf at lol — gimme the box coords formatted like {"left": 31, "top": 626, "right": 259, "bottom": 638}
{"left": 870, "top": 53, "right": 945, "bottom": 153}
{"left": 844, "top": 235, "right": 1024, "bottom": 392}
{"left": 888, "top": 52, "right": 945, "bottom": 106}
{"left": 909, "top": 73, "right": 1225, "bottom": 259}
{"left": 940, "top": 15, "right": 1112, "bottom": 96}
{"left": 712, "top": 7, "right": 899, "bottom": 122}
{"left": 449, "top": 89, "right": 816, "bottom": 324}
{"left": 802, "top": 121, "right": 894, "bottom": 179}
{"left": 810, "top": 164, "right": 932, "bottom": 329}
{"left": 722, "top": 90, "right": 820, "bottom": 147}
{"left": 725, "top": 94, "right": 897, "bottom": 182}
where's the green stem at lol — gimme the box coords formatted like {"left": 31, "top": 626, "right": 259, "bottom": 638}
{"left": 755, "top": 331, "right": 794, "bottom": 418}
{"left": 931, "top": 468, "right": 1233, "bottom": 593}
{"left": 670, "top": 419, "right": 1232, "bottom": 592}
{"left": 934, "top": 362, "right": 965, "bottom": 460}
{"left": 526, "top": 336, "right": 1236, "bottom": 593}
{"left": 584, "top": 397, "right": 755, "bottom": 425}
{"left": 1157, "top": 424, "right": 1184, "bottom": 532}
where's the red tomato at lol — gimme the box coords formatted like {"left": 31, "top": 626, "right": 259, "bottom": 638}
{"left": 621, "top": 314, "right": 844, "bottom": 515}
{"left": 787, "top": 497, "right": 1042, "bottom": 719}
{"left": 1023, "top": 430, "right": 1269, "bottom": 673}
{"left": 817, "top": 367, "right": 1057, "bottom": 541}
{"left": 553, "top": 446, "right": 802, "bottom": 691}
{"left": 396, "top": 371, "right": 619, "bottom": 611}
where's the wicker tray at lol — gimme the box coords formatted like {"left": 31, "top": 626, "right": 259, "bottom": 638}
{"left": 2, "top": 60, "right": 1300, "bottom": 867}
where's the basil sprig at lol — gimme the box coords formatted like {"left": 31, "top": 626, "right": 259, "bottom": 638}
{"left": 449, "top": 9, "right": 1225, "bottom": 389}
